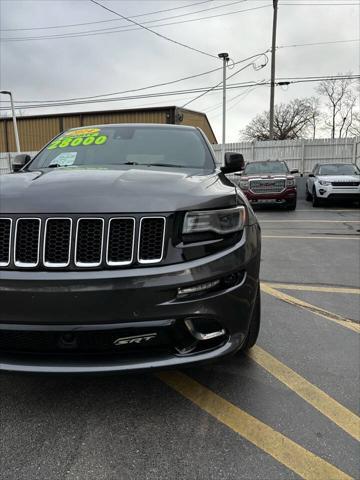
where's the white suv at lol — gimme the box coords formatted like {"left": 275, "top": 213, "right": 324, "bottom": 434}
{"left": 306, "top": 163, "right": 360, "bottom": 207}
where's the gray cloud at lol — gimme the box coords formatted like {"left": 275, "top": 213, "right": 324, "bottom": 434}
{"left": 0, "top": 0, "right": 359, "bottom": 141}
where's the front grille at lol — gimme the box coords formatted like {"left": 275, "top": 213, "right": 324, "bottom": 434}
{"left": 139, "top": 217, "right": 165, "bottom": 263}
{"left": 0, "top": 215, "right": 166, "bottom": 270}
{"left": 15, "top": 218, "right": 40, "bottom": 267}
{"left": 331, "top": 181, "right": 360, "bottom": 187}
{"left": 0, "top": 218, "right": 11, "bottom": 266}
{"left": 250, "top": 179, "right": 285, "bottom": 194}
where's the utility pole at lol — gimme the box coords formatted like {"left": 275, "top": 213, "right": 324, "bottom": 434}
{"left": 218, "top": 52, "right": 229, "bottom": 163}
{"left": 269, "top": 0, "right": 278, "bottom": 140}
{"left": 0, "top": 90, "right": 21, "bottom": 152}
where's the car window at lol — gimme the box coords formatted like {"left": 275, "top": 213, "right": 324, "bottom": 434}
{"left": 244, "top": 161, "right": 289, "bottom": 175}
{"left": 318, "top": 164, "right": 359, "bottom": 175}
{"left": 28, "top": 125, "right": 215, "bottom": 171}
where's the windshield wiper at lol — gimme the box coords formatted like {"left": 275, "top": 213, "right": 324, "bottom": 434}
{"left": 47, "top": 164, "right": 74, "bottom": 169}
{"left": 145, "top": 163, "right": 188, "bottom": 168}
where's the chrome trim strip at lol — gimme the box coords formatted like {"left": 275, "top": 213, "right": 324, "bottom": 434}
{"left": 43, "top": 217, "right": 72, "bottom": 268}
{"left": 0, "top": 217, "right": 12, "bottom": 267}
{"left": 14, "top": 218, "right": 41, "bottom": 268}
{"left": 106, "top": 217, "right": 135, "bottom": 266}
{"left": 75, "top": 218, "right": 104, "bottom": 268}
{"left": 184, "top": 319, "right": 226, "bottom": 341}
{"left": 138, "top": 216, "right": 166, "bottom": 264}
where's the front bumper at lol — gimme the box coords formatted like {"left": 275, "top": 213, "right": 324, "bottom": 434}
{"left": 244, "top": 187, "right": 296, "bottom": 204}
{"left": 0, "top": 225, "right": 261, "bottom": 373}
{"left": 315, "top": 183, "right": 360, "bottom": 200}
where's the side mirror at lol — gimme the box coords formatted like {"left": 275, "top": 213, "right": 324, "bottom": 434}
{"left": 12, "top": 154, "right": 31, "bottom": 172}
{"left": 308, "top": 173, "right": 315, "bottom": 178}
{"left": 221, "top": 152, "right": 245, "bottom": 174}
{"left": 290, "top": 169, "right": 299, "bottom": 174}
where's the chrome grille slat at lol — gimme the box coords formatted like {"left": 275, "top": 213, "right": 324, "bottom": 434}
{"left": 138, "top": 217, "right": 166, "bottom": 264}
{"left": 75, "top": 218, "right": 104, "bottom": 267}
{"left": 0, "top": 218, "right": 12, "bottom": 267}
{"left": 106, "top": 218, "right": 135, "bottom": 266}
{"left": 43, "top": 218, "right": 72, "bottom": 268}
{"left": 14, "top": 218, "right": 41, "bottom": 268}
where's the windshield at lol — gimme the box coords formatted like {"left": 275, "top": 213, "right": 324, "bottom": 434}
{"left": 244, "top": 161, "right": 289, "bottom": 175}
{"left": 28, "top": 125, "right": 215, "bottom": 171}
{"left": 318, "top": 164, "right": 359, "bottom": 176}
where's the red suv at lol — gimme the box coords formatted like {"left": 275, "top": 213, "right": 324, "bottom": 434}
{"left": 237, "top": 160, "right": 298, "bottom": 210}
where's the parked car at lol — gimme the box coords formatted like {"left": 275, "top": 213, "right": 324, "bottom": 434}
{"left": 306, "top": 163, "right": 360, "bottom": 207}
{"left": 0, "top": 124, "right": 261, "bottom": 374}
{"left": 237, "top": 160, "right": 298, "bottom": 210}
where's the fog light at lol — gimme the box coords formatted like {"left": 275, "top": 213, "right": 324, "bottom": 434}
{"left": 177, "top": 280, "right": 220, "bottom": 298}
{"left": 319, "top": 189, "right": 326, "bottom": 195}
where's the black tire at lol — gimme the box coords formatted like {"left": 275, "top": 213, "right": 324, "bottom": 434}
{"left": 286, "top": 199, "right": 297, "bottom": 211}
{"left": 305, "top": 186, "right": 312, "bottom": 201}
{"left": 239, "top": 285, "right": 261, "bottom": 352}
{"left": 312, "top": 187, "right": 321, "bottom": 207}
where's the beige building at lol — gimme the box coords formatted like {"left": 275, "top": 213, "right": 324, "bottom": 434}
{"left": 0, "top": 106, "right": 217, "bottom": 152}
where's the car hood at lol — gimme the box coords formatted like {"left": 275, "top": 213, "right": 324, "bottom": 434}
{"left": 317, "top": 175, "right": 359, "bottom": 182}
{"left": 0, "top": 166, "right": 238, "bottom": 214}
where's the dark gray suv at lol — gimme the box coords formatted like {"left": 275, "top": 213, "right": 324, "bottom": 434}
{"left": 0, "top": 124, "right": 261, "bottom": 373}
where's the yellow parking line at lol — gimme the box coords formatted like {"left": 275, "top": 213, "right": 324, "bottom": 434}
{"left": 158, "top": 371, "right": 352, "bottom": 480}
{"left": 249, "top": 346, "right": 360, "bottom": 442}
{"left": 263, "top": 235, "right": 359, "bottom": 240}
{"left": 264, "top": 282, "right": 360, "bottom": 295}
{"left": 261, "top": 283, "right": 360, "bottom": 333}
{"left": 261, "top": 220, "right": 360, "bottom": 223}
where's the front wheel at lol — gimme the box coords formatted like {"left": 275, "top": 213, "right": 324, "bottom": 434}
{"left": 286, "top": 199, "right": 297, "bottom": 210}
{"left": 239, "top": 285, "right": 261, "bottom": 352}
{"left": 306, "top": 186, "right": 312, "bottom": 201}
{"left": 312, "top": 188, "right": 321, "bottom": 207}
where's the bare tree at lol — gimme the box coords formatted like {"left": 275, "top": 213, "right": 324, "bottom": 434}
{"left": 317, "top": 74, "right": 358, "bottom": 138}
{"left": 241, "top": 98, "right": 319, "bottom": 141}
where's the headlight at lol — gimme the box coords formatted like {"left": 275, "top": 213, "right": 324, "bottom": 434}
{"left": 286, "top": 178, "right": 296, "bottom": 187}
{"left": 239, "top": 180, "right": 249, "bottom": 190}
{"left": 319, "top": 180, "right": 331, "bottom": 186}
{"left": 183, "top": 206, "right": 246, "bottom": 235}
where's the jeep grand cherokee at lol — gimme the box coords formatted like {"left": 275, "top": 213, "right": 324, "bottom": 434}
{"left": 0, "top": 124, "right": 261, "bottom": 373}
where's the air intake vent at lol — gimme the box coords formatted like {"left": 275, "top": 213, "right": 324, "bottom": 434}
{"left": 107, "top": 218, "right": 135, "bottom": 266}
{"left": 44, "top": 218, "right": 72, "bottom": 267}
{"left": 15, "top": 218, "right": 41, "bottom": 267}
{"left": 0, "top": 218, "right": 11, "bottom": 266}
{"left": 138, "top": 217, "right": 165, "bottom": 263}
{"left": 75, "top": 218, "right": 104, "bottom": 267}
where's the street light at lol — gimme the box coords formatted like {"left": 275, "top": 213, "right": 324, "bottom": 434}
{"left": 0, "top": 90, "right": 21, "bottom": 152}
{"left": 218, "top": 52, "right": 229, "bottom": 164}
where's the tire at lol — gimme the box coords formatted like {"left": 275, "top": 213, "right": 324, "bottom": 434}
{"left": 312, "top": 187, "right": 321, "bottom": 207}
{"left": 239, "top": 285, "right": 261, "bottom": 352}
{"left": 305, "top": 186, "right": 312, "bottom": 201}
{"left": 286, "top": 199, "right": 297, "bottom": 211}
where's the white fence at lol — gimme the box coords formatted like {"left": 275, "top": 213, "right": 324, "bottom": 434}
{"left": 1, "top": 138, "right": 359, "bottom": 175}
{"left": 213, "top": 137, "right": 360, "bottom": 173}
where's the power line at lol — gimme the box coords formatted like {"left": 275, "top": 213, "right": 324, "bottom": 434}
{"left": 88, "top": 0, "right": 218, "bottom": 59}
{"left": 1, "top": 52, "right": 268, "bottom": 104}
{"left": 2, "top": 75, "right": 358, "bottom": 112}
{"left": 0, "top": 4, "right": 272, "bottom": 42}
{"left": 277, "top": 38, "right": 360, "bottom": 48}
{"left": 182, "top": 52, "right": 269, "bottom": 107}
{"left": 0, "top": 0, "right": 212, "bottom": 31}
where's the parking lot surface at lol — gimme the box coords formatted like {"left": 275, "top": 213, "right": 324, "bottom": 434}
{"left": 1, "top": 200, "right": 359, "bottom": 480}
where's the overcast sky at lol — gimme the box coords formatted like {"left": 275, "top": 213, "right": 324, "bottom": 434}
{"left": 0, "top": 0, "right": 359, "bottom": 142}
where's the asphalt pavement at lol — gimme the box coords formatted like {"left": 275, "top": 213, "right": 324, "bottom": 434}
{"left": 1, "top": 199, "right": 359, "bottom": 480}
